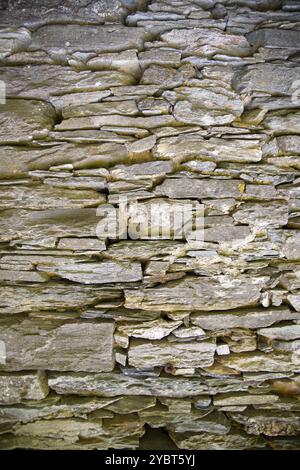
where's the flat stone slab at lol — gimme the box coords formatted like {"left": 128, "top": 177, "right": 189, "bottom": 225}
{"left": 2, "top": 66, "right": 134, "bottom": 100}
{"left": 128, "top": 339, "right": 216, "bottom": 368}
{"left": 191, "top": 307, "right": 299, "bottom": 330}
{"left": 37, "top": 261, "right": 143, "bottom": 284}
{"left": 0, "top": 318, "right": 115, "bottom": 372}
{"left": 0, "top": 0, "right": 141, "bottom": 26}
{"left": 30, "top": 24, "right": 147, "bottom": 53}
{"left": 0, "top": 371, "right": 49, "bottom": 404}
{"left": 125, "top": 276, "right": 263, "bottom": 312}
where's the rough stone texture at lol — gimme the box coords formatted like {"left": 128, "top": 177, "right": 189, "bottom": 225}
{"left": 0, "top": 0, "right": 300, "bottom": 451}
{"left": 0, "top": 372, "right": 49, "bottom": 405}
{"left": 0, "top": 319, "right": 115, "bottom": 372}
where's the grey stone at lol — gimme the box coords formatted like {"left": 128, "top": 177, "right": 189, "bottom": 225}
{"left": 169, "top": 429, "right": 265, "bottom": 450}
{"left": 0, "top": 99, "right": 56, "bottom": 144}
{"left": 247, "top": 29, "right": 300, "bottom": 49}
{"left": 125, "top": 276, "right": 263, "bottom": 312}
{"left": 0, "top": 26, "right": 31, "bottom": 57}
{"left": 128, "top": 339, "right": 216, "bottom": 368}
{"left": 153, "top": 134, "right": 263, "bottom": 162}
{"left": 105, "top": 240, "right": 184, "bottom": 261}
{"left": 218, "top": 352, "right": 295, "bottom": 373}
{"left": 173, "top": 86, "right": 244, "bottom": 126}
{"left": 229, "top": 410, "right": 300, "bottom": 436}
{"left": 141, "top": 65, "right": 185, "bottom": 89}
{"left": 56, "top": 114, "right": 176, "bottom": 131}
{"left": 62, "top": 100, "right": 139, "bottom": 119}
{"left": 2, "top": 66, "right": 134, "bottom": 100}
{"left": 0, "top": 208, "right": 101, "bottom": 242}
{"left": 31, "top": 24, "right": 147, "bottom": 54}
{"left": 232, "top": 64, "right": 300, "bottom": 97}
{"left": 0, "top": 185, "right": 104, "bottom": 210}
{"left": 0, "top": 396, "right": 118, "bottom": 424}
{"left": 258, "top": 325, "right": 300, "bottom": 341}
{"left": 48, "top": 372, "right": 210, "bottom": 398}
{"left": 37, "top": 260, "right": 142, "bottom": 284}
{"left": 111, "top": 160, "right": 172, "bottom": 181}
{"left": 0, "top": 416, "right": 143, "bottom": 450}
{"left": 233, "top": 202, "right": 289, "bottom": 227}
{"left": 213, "top": 393, "right": 279, "bottom": 406}
{"left": 191, "top": 308, "right": 298, "bottom": 330}
{"left": 0, "top": 372, "right": 49, "bottom": 404}
{"left": 139, "top": 48, "right": 182, "bottom": 68}
{"left": 0, "top": 1, "right": 143, "bottom": 26}
{"left": 57, "top": 238, "right": 106, "bottom": 252}
{"left": 288, "top": 295, "right": 300, "bottom": 312}
{"left": 117, "top": 319, "right": 182, "bottom": 341}
{"left": 264, "top": 112, "right": 300, "bottom": 135}
{"left": 204, "top": 225, "right": 251, "bottom": 243}
{"left": 0, "top": 284, "right": 121, "bottom": 314}
{"left": 155, "top": 177, "right": 242, "bottom": 199}
{"left": 0, "top": 318, "right": 115, "bottom": 372}
{"left": 161, "top": 28, "right": 250, "bottom": 58}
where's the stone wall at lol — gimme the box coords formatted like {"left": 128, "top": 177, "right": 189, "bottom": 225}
{"left": 0, "top": 0, "right": 300, "bottom": 450}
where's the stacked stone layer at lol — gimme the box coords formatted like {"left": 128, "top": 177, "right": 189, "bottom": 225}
{"left": 0, "top": 0, "right": 300, "bottom": 450}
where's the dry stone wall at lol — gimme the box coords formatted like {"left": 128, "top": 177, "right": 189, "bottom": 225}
{"left": 0, "top": 0, "right": 300, "bottom": 450}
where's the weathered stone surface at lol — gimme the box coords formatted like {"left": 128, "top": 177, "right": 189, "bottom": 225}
{"left": 105, "top": 240, "right": 184, "bottom": 261}
{"left": 233, "top": 64, "right": 300, "bottom": 98}
{"left": 56, "top": 114, "right": 176, "bottom": 131}
{"left": 169, "top": 429, "right": 265, "bottom": 450}
{"left": 141, "top": 65, "right": 185, "bottom": 89}
{"left": 0, "top": 1, "right": 143, "bottom": 26}
{"left": 140, "top": 407, "right": 230, "bottom": 434}
{"left": 218, "top": 352, "right": 295, "bottom": 373}
{"left": 230, "top": 410, "right": 300, "bottom": 436}
{"left": 87, "top": 50, "right": 140, "bottom": 78}
{"left": 0, "top": 26, "right": 31, "bottom": 57}
{"left": 0, "top": 372, "right": 49, "bottom": 404}
{"left": 57, "top": 237, "right": 106, "bottom": 252}
{"left": 48, "top": 372, "right": 211, "bottom": 398}
{"left": 161, "top": 28, "right": 250, "bottom": 58}
{"left": 214, "top": 393, "right": 278, "bottom": 407}
{"left": 155, "top": 178, "right": 242, "bottom": 199}
{"left": 139, "top": 48, "right": 181, "bottom": 68}
{"left": 31, "top": 24, "right": 147, "bottom": 53}
{"left": 2, "top": 66, "right": 134, "bottom": 100}
{"left": 191, "top": 308, "right": 298, "bottom": 330}
{"left": 0, "top": 270, "right": 48, "bottom": 283}
{"left": 1, "top": 0, "right": 300, "bottom": 451}
{"left": 0, "top": 185, "right": 104, "bottom": 210}
{"left": 0, "top": 318, "right": 115, "bottom": 372}
{"left": 111, "top": 160, "right": 172, "bottom": 181}
{"left": 0, "top": 99, "right": 55, "bottom": 144}
{"left": 125, "top": 135, "right": 157, "bottom": 158}
{"left": 173, "top": 86, "right": 244, "bottom": 126}
{"left": 258, "top": 325, "right": 300, "bottom": 341}
{"left": 128, "top": 339, "right": 216, "bottom": 368}
{"left": 62, "top": 100, "right": 139, "bottom": 119}
{"left": 153, "top": 134, "right": 263, "bottom": 162}
{"left": 0, "top": 415, "right": 144, "bottom": 450}
{"left": 0, "top": 284, "right": 121, "bottom": 314}
{"left": 0, "top": 396, "right": 118, "bottom": 424}
{"left": 48, "top": 371, "right": 295, "bottom": 400}
{"left": 288, "top": 295, "right": 300, "bottom": 312}
{"left": 247, "top": 29, "right": 300, "bottom": 49}
{"left": 204, "top": 225, "right": 251, "bottom": 243}
{"left": 117, "top": 319, "right": 182, "bottom": 340}
{"left": 125, "top": 276, "right": 262, "bottom": 312}
{"left": 233, "top": 202, "right": 289, "bottom": 227}
{"left": 37, "top": 260, "right": 142, "bottom": 284}
{"left": 264, "top": 112, "right": 300, "bottom": 135}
